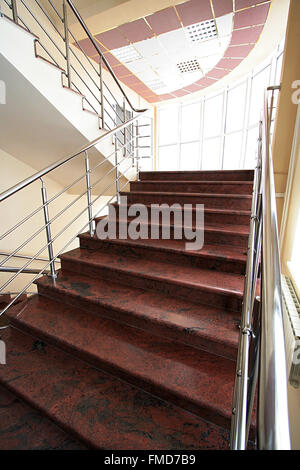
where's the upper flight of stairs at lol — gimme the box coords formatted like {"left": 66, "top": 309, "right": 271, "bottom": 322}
{"left": 0, "top": 169, "right": 255, "bottom": 450}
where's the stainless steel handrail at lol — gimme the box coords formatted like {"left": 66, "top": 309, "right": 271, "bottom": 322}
{"left": 258, "top": 88, "right": 290, "bottom": 450}
{"left": 0, "top": 114, "right": 144, "bottom": 203}
{"left": 66, "top": 0, "right": 147, "bottom": 115}
{"left": 230, "top": 85, "right": 291, "bottom": 450}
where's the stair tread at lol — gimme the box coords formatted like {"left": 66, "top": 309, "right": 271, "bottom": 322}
{"left": 35, "top": 270, "right": 240, "bottom": 356}
{"left": 112, "top": 203, "right": 251, "bottom": 216}
{"left": 122, "top": 191, "right": 252, "bottom": 199}
{"left": 6, "top": 296, "right": 236, "bottom": 426}
{"left": 0, "top": 385, "right": 87, "bottom": 450}
{"left": 93, "top": 218, "right": 250, "bottom": 236}
{"left": 0, "top": 327, "right": 230, "bottom": 449}
{"left": 80, "top": 233, "right": 248, "bottom": 260}
{"left": 60, "top": 247, "right": 245, "bottom": 298}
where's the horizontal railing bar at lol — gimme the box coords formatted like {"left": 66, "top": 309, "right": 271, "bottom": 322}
{"left": 0, "top": 114, "right": 144, "bottom": 203}
{"left": 0, "top": 266, "right": 51, "bottom": 274}
{"left": 0, "top": 252, "right": 60, "bottom": 263}
{"left": 69, "top": 47, "right": 101, "bottom": 94}
{"left": 35, "top": 39, "right": 62, "bottom": 69}
{"left": 20, "top": 0, "right": 66, "bottom": 60}
{"left": 33, "top": 0, "right": 65, "bottom": 41}
{"left": 68, "top": 28, "right": 100, "bottom": 78}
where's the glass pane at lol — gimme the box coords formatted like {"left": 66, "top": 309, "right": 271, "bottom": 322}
{"left": 223, "top": 132, "right": 243, "bottom": 170}
{"left": 158, "top": 145, "right": 178, "bottom": 170}
{"left": 202, "top": 138, "right": 221, "bottom": 170}
{"left": 226, "top": 82, "right": 247, "bottom": 133}
{"left": 203, "top": 94, "right": 224, "bottom": 138}
{"left": 181, "top": 103, "right": 201, "bottom": 142}
{"left": 158, "top": 105, "right": 179, "bottom": 146}
{"left": 248, "top": 66, "right": 271, "bottom": 126}
{"left": 244, "top": 127, "right": 259, "bottom": 169}
{"left": 179, "top": 142, "right": 199, "bottom": 170}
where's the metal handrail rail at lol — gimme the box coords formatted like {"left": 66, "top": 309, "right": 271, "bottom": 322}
{"left": 0, "top": 114, "right": 144, "bottom": 203}
{"left": 230, "top": 85, "right": 291, "bottom": 450}
{"left": 66, "top": 0, "right": 147, "bottom": 115}
{"left": 258, "top": 88, "right": 290, "bottom": 450}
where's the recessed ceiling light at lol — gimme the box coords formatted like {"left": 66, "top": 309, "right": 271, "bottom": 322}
{"left": 177, "top": 59, "right": 201, "bottom": 74}
{"left": 111, "top": 45, "right": 142, "bottom": 64}
{"left": 185, "top": 19, "right": 217, "bottom": 44}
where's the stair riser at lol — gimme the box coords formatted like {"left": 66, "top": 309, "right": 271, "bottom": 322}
{"left": 123, "top": 193, "right": 252, "bottom": 210}
{"left": 94, "top": 220, "right": 248, "bottom": 249}
{"left": 37, "top": 284, "right": 238, "bottom": 361}
{"left": 61, "top": 258, "right": 242, "bottom": 312}
{"left": 79, "top": 236, "right": 246, "bottom": 274}
{"left": 8, "top": 314, "right": 232, "bottom": 430}
{"left": 111, "top": 204, "right": 251, "bottom": 226}
{"left": 130, "top": 182, "right": 253, "bottom": 195}
{"left": 140, "top": 171, "right": 254, "bottom": 182}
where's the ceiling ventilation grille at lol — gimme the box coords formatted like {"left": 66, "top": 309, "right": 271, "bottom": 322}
{"left": 176, "top": 59, "right": 201, "bottom": 74}
{"left": 186, "top": 19, "right": 217, "bottom": 44}
{"left": 112, "top": 45, "right": 142, "bottom": 64}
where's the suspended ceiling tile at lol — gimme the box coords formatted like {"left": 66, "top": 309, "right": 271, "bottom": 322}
{"left": 146, "top": 96, "right": 160, "bottom": 103}
{"left": 212, "top": 0, "right": 233, "bottom": 17}
{"left": 121, "top": 75, "right": 143, "bottom": 87}
{"left": 230, "top": 25, "right": 263, "bottom": 45}
{"left": 103, "top": 52, "right": 122, "bottom": 67}
{"left": 172, "top": 89, "right": 190, "bottom": 97}
{"left": 146, "top": 7, "right": 181, "bottom": 36}
{"left": 125, "top": 58, "right": 149, "bottom": 74}
{"left": 196, "top": 77, "right": 216, "bottom": 86}
{"left": 134, "top": 37, "right": 163, "bottom": 58}
{"left": 95, "top": 29, "right": 128, "bottom": 50}
{"left": 234, "top": 3, "right": 270, "bottom": 29}
{"left": 76, "top": 38, "right": 106, "bottom": 56}
{"left": 113, "top": 64, "right": 132, "bottom": 78}
{"left": 216, "top": 57, "right": 244, "bottom": 69}
{"left": 184, "top": 83, "right": 202, "bottom": 92}
{"left": 216, "top": 13, "right": 234, "bottom": 37}
{"left": 207, "top": 68, "right": 229, "bottom": 79}
{"left": 235, "top": 0, "right": 269, "bottom": 10}
{"left": 176, "top": 0, "right": 213, "bottom": 27}
{"left": 158, "top": 93, "right": 176, "bottom": 100}
{"left": 158, "top": 28, "right": 189, "bottom": 55}
{"left": 119, "top": 19, "right": 154, "bottom": 43}
{"left": 225, "top": 44, "right": 254, "bottom": 57}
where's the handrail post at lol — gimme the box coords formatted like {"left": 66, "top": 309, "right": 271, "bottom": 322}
{"left": 123, "top": 97, "right": 126, "bottom": 157}
{"left": 63, "top": 0, "right": 71, "bottom": 88}
{"left": 135, "top": 123, "right": 140, "bottom": 181}
{"left": 99, "top": 56, "right": 105, "bottom": 129}
{"left": 85, "top": 151, "right": 94, "bottom": 237}
{"left": 11, "top": 0, "right": 18, "bottom": 23}
{"left": 41, "top": 179, "right": 57, "bottom": 281}
{"left": 114, "top": 135, "right": 120, "bottom": 204}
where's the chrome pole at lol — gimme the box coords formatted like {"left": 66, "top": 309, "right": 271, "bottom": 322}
{"left": 11, "top": 0, "right": 18, "bottom": 22}
{"left": 123, "top": 97, "right": 126, "bottom": 157}
{"left": 136, "top": 123, "right": 140, "bottom": 181}
{"left": 85, "top": 151, "right": 94, "bottom": 237}
{"left": 114, "top": 135, "right": 120, "bottom": 204}
{"left": 99, "top": 56, "right": 105, "bottom": 129}
{"left": 41, "top": 179, "right": 57, "bottom": 281}
{"left": 63, "top": 0, "right": 71, "bottom": 88}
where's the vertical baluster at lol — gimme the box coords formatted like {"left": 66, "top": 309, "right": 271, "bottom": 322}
{"left": 136, "top": 122, "right": 140, "bottom": 181}
{"left": 63, "top": 0, "right": 71, "bottom": 88}
{"left": 11, "top": 0, "right": 18, "bottom": 23}
{"left": 123, "top": 97, "right": 126, "bottom": 157}
{"left": 99, "top": 56, "right": 105, "bottom": 129}
{"left": 85, "top": 151, "right": 94, "bottom": 237}
{"left": 41, "top": 179, "right": 57, "bottom": 281}
{"left": 114, "top": 135, "right": 120, "bottom": 204}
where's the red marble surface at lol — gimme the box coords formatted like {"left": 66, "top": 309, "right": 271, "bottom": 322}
{"left": 0, "top": 328, "right": 231, "bottom": 450}
{"left": 122, "top": 191, "right": 252, "bottom": 210}
{"left": 130, "top": 181, "right": 253, "bottom": 195}
{"left": 60, "top": 247, "right": 245, "bottom": 312}
{"left": 0, "top": 385, "right": 86, "bottom": 450}
{"left": 35, "top": 271, "right": 240, "bottom": 360}
{"left": 6, "top": 297, "right": 236, "bottom": 430}
{"left": 139, "top": 170, "right": 254, "bottom": 181}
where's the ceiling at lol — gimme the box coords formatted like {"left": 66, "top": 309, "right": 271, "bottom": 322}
{"left": 75, "top": 0, "right": 271, "bottom": 103}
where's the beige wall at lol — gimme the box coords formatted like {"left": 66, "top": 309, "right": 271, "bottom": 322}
{"left": 272, "top": 0, "right": 300, "bottom": 227}
{"left": 0, "top": 148, "right": 110, "bottom": 294}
